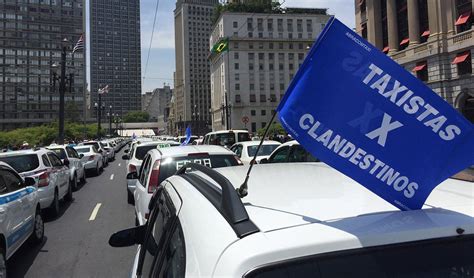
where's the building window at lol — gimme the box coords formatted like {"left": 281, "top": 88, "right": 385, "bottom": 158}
{"left": 455, "top": 0, "right": 473, "bottom": 33}
{"left": 361, "top": 23, "right": 368, "bottom": 39}
{"left": 250, "top": 84, "right": 255, "bottom": 90}
{"left": 234, "top": 63, "right": 239, "bottom": 70}
{"left": 261, "top": 122, "right": 267, "bottom": 129}
{"left": 397, "top": 0, "right": 409, "bottom": 50}
{"left": 260, "top": 95, "right": 267, "bottom": 102}
{"left": 412, "top": 61, "right": 428, "bottom": 81}
{"left": 233, "top": 21, "right": 238, "bottom": 28}
{"left": 453, "top": 51, "right": 472, "bottom": 76}
{"left": 250, "top": 94, "right": 256, "bottom": 102}
{"left": 235, "top": 83, "right": 240, "bottom": 90}
{"left": 234, "top": 42, "right": 239, "bottom": 49}
{"left": 249, "top": 63, "right": 254, "bottom": 70}
{"left": 251, "top": 110, "right": 256, "bottom": 116}
{"left": 261, "top": 110, "right": 266, "bottom": 116}
{"left": 234, "top": 52, "right": 239, "bottom": 59}
{"left": 270, "top": 94, "right": 277, "bottom": 102}
{"left": 235, "top": 94, "right": 241, "bottom": 103}
{"left": 251, "top": 122, "right": 257, "bottom": 132}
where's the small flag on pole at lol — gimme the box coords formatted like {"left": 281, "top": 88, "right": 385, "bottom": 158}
{"left": 72, "top": 34, "right": 84, "bottom": 53}
{"left": 98, "top": 85, "right": 109, "bottom": 95}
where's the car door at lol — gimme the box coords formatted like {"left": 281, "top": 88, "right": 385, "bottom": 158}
{"left": 135, "top": 155, "right": 152, "bottom": 224}
{"left": 48, "top": 153, "right": 68, "bottom": 197}
{"left": 0, "top": 168, "right": 30, "bottom": 254}
{"left": 66, "top": 147, "right": 81, "bottom": 175}
{"left": 268, "top": 146, "right": 290, "bottom": 163}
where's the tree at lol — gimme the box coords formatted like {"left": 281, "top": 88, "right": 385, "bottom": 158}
{"left": 257, "top": 122, "right": 286, "bottom": 138}
{"left": 123, "top": 111, "right": 150, "bottom": 123}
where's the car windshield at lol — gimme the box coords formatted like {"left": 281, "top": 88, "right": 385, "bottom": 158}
{"left": 50, "top": 148, "right": 67, "bottom": 160}
{"left": 213, "top": 133, "right": 236, "bottom": 146}
{"left": 247, "top": 144, "right": 280, "bottom": 157}
{"left": 238, "top": 132, "right": 251, "bottom": 142}
{"left": 135, "top": 144, "right": 160, "bottom": 160}
{"left": 246, "top": 237, "right": 474, "bottom": 278}
{"left": 75, "top": 147, "right": 91, "bottom": 154}
{"left": 0, "top": 154, "right": 40, "bottom": 173}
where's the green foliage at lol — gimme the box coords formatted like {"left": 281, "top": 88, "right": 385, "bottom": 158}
{"left": 212, "top": 0, "right": 280, "bottom": 25}
{"left": 257, "top": 122, "right": 286, "bottom": 137}
{"left": 123, "top": 111, "right": 150, "bottom": 123}
{"left": 0, "top": 122, "right": 102, "bottom": 148}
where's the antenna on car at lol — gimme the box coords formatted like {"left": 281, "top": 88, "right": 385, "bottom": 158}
{"left": 237, "top": 111, "right": 278, "bottom": 198}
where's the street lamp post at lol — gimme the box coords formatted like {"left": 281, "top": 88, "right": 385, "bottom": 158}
{"left": 51, "top": 38, "right": 73, "bottom": 145}
{"left": 94, "top": 98, "right": 105, "bottom": 139}
{"left": 108, "top": 105, "right": 113, "bottom": 137}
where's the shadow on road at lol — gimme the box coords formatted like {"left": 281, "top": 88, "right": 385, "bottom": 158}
{"left": 43, "top": 199, "right": 74, "bottom": 223}
{"left": 7, "top": 237, "right": 48, "bottom": 277}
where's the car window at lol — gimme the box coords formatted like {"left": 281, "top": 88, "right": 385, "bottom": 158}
{"left": 51, "top": 148, "right": 67, "bottom": 160}
{"left": 0, "top": 154, "right": 40, "bottom": 173}
{"left": 245, "top": 236, "right": 474, "bottom": 278}
{"left": 48, "top": 153, "right": 63, "bottom": 167}
{"left": 269, "top": 146, "right": 290, "bottom": 163}
{"left": 75, "top": 147, "right": 90, "bottom": 154}
{"left": 135, "top": 144, "right": 160, "bottom": 160}
{"left": 155, "top": 222, "right": 186, "bottom": 278}
{"left": 42, "top": 154, "right": 52, "bottom": 167}
{"left": 238, "top": 132, "right": 251, "bottom": 142}
{"left": 0, "top": 169, "right": 23, "bottom": 193}
{"left": 232, "top": 145, "right": 242, "bottom": 157}
{"left": 139, "top": 189, "right": 176, "bottom": 277}
{"left": 139, "top": 155, "right": 152, "bottom": 186}
{"left": 66, "top": 147, "right": 79, "bottom": 159}
{"left": 0, "top": 173, "right": 7, "bottom": 194}
{"left": 247, "top": 144, "right": 280, "bottom": 157}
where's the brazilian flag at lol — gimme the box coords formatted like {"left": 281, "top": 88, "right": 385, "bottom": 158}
{"left": 211, "top": 37, "right": 229, "bottom": 54}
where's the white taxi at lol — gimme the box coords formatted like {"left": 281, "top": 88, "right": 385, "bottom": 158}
{"left": 0, "top": 162, "right": 44, "bottom": 276}
{"left": 129, "top": 145, "right": 242, "bottom": 225}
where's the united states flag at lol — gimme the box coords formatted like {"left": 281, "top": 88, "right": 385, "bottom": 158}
{"left": 98, "top": 85, "right": 109, "bottom": 95}
{"left": 72, "top": 34, "right": 84, "bottom": 53}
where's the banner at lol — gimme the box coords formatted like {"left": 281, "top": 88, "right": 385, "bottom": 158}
{"left": 180, "top": 126, "right": 192, "bottom": 146}
{"left": 277, "top": 17, "right": 474, "bottom": 210}
{"left": 211, "top": 37, "right": 229, "bottom": 54}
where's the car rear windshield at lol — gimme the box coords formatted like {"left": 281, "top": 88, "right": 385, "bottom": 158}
{"left": 0, "top": 154, "right": 40, "bottom": 173}
{"left": 247, "top": 144, "right": 280, "bottom": 157}
{"left": 238, "top": 132, "right": 251, "bottom": 142}
{"left": 75, "top": 147, "right": 91, "bottom": 154}
{"left": 245, "top": 236, "right": 474, "bottom": 278}
{"left": 158, "top": 154, "right": 240, "bottom": 184}
{"left": 135, "top": 144, "right": 160, "bottom": 160}
{"left": 83, "top": 142, "right": 100, "bottom": 149}
{"left": 50, "top": 148, "right": 67, "bottom": 160}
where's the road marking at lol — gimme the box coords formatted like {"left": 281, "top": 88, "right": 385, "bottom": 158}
{"left": 89, "top": 203, "right": 102, "bottom": 221}
{"left": 110, "top": 174, "right": 114, "bottom": 180}
{"left": 118, "top": 163, "right": 121, "bottom": 167}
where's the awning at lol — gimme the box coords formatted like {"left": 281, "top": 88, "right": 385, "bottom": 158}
{"left": 400, "top": 38, "right": 410, "bottom": 46}
{"left": 452, "top": 51, "right": 471, "bottom": 64}
{"left": 412, "top": 62, "right": 427, "bottom": 72}
{"left": 382, "top": 46, "right": 390, "bottom": 53}
{"left": 455, "top": 11, "right": 471, "bottom": 26}
{"left": 421, "top": 30, "right": 430, "bottom": 37}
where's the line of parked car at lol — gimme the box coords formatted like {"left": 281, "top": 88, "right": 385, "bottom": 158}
{"left": 0, "top": 137, "right": 129, "bottom": 276}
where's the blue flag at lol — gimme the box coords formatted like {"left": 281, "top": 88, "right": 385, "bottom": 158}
{"left": 181, "top": 126, "right": 192, "bottom": 146}
{"left": 278, "top": 17, "right": 474, "bottom": 211}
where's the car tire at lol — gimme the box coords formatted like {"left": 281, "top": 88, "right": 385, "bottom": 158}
{"left": 72, "top": 174, "right": 78, "bottom": 191}
{"left": 65, "top": 180, "right": 73, "bottom": 202}
{"left": 0, "top": 249, "right": 6, "bottom": 278}
{"left": 49, "top": 190, "right": 60, "bottom": 217}
{"left": 135, "top": 214, "right": 139, "bottom": 227}
{"left": 80, "top": 171, "right": 87, "bottom": 184}
{"left": 127, "top": 190, "right": 134, "bottom": 205}
{"left": 29, "top": 207, "right": 44, "bottom": 244}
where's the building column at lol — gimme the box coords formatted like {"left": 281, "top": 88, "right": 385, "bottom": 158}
{"left": 445, "top": 0, "right": 456, "bottom": 35}
{"left": 407, "top": 0, "right": 420, "bottom": 46}
{"left": 367, "top": 0, "right": 383, "bottom": 48}
{"left": 427, "top": 0, "right": 440, "bottom": 39}
{"left": 387, "top": 0, "right": 399, "bottom": 53}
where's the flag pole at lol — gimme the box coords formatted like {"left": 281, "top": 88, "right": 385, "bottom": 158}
{"left": 237, "top": 110, "right": 277, "bottom": 198}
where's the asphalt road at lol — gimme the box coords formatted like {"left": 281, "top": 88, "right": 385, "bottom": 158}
{"left": 7, "top": 150, "right": 136, "bottom": 278}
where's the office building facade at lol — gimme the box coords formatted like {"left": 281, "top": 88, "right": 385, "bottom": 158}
{"left": 0, "top": 1, "right": 85, "bottom": 130}
{"left": 174, "top": 0, "right": 218, "bottom": 136}
{"left": 355, "top": 0, "right": 474, "bottom": 121}
{"left": 90, "top": 0, "right": 141, "bottom": 117}
{"left": 142, "top": 85, "right": 173, "bottom": 122}
{"left": 209, "top": 8, "right": 331, "bottom": 132}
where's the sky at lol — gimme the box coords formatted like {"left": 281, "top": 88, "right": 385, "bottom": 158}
{"left": 138, "top": 0, "right": 356, "bottom": 93}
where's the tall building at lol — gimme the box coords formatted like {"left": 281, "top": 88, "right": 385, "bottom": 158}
{"left": 355, "top": 0, "right": 474, "bottom": 121}
{"left": 142, "top": 85, "right": 173, "bottom": 122}
{"left": 0, "top": 1, "right": 85, "bottom": 131}
{"left": 174, "top": 0, "right": 219, "bottom": 136}
{"left": 90, "top": 0, "right": 141, "bottom": 118}
{"left": 209, "top": 8, "right": 331, "bottom": 132}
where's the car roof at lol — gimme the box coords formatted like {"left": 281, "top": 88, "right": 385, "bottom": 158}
{"left": 152, "top": 145, "right": 234, "bottom": 158}
{"left": 233, "top": 140, "right": 281, "bottom": 147}
{"left": 0, "top": 148, "right": 50, "bottom": 156}
{"left": 278, "top": 140, "right": 299, "bottom": 147}
{"left": 205, "top": 130, "right": 249, "bottom": 135}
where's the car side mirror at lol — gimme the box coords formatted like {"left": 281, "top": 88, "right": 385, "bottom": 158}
{"left": 79, "top": 154, "right": 84, "bottom": 158}
{"left": 259, "top": 158, "right": 269, "bottom": 164}
{"left": 109, "top": 225, "right": 146, "bottom": 247}
{"left": 122, "top": 154, "right": 129, "bottom": 160}
{"left": 127, "top": 172, "right": 138, "bottom": 180}
{"left": 24, "top": 177, "right": 36, "bottom": 187}
{"left": 124, "top": 149, "right": 129, "bottom": 154}
{"left": 63, "top": 159, "right": 70, "bottom": 167}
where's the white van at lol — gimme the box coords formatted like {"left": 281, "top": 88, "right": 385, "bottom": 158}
{"left": 203, "top": 130, "right": 251, "bottom": 147}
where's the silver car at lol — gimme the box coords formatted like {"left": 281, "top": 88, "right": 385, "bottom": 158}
{"left": 79, "top": 141, "right": 109, "bottom": 167}
{"left": 74, "top": 145, "right": 104, "bottom": 176}
{"left": 100, "top": 141, "right": 115, "bottom": 162}
{"left": 47, "top": 145, "right": 87, "bottom": 190}
{"left": 0, "top": 148, "right": 72, "bottom": 217}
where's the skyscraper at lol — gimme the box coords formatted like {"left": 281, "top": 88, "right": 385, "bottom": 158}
{"left": 0, "top": 1, "right": 85, "bottom": 131}
{"left": 90, "top": 0, "right": 142, "bottom": 117}
{"left": 174, "top": 0, "right": 219, "bottom": 135}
